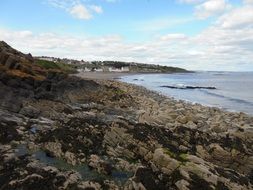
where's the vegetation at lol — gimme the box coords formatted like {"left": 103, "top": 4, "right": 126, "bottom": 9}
{"left": 34, "top": 59, "right": 77, "bottom": 73}
{"left": 164, "top": 148, "right": 189, "bottom": 163}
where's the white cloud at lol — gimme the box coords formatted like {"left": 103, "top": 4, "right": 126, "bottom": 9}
{"left": 160, "top": 33, "right": 187, "bottom": 41}
{"left": 89, "top": 5, "right": 103, "bottom": 14}
{"left": 216, "top": 5, "right": 253, "bottom": 28}
{"left": 243, "top": 0, "right": 253, "bottom": 4}
{"left": 178, "top": 0, "right": 231, "bottom": 19}
{"left": 1, "top": 2, "right": 253, "bottom": 71}
{"left": 47, "top": 0, "right": 103, "bottom": 20}
{"left": 195, "top": 0, "right": 231, "bottom": 19}
{"left": 1, "top": 23, "right": 253, "bottom": 71}
{"left": 69, "top": 4, "right": 92, "bottom": 20}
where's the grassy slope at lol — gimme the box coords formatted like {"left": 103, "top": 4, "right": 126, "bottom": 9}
{"left": 34, "top": 59, "right": 77, "bottom": 74}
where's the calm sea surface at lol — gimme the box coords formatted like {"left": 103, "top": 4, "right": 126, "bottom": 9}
{"left": 120, "top": 72, "right": 253, "bottom": 115}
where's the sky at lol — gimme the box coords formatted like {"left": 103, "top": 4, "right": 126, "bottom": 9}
{"left": 0, "top": 0, "right": 253, "bottom": 71}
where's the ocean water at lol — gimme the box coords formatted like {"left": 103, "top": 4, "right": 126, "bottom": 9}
{"left": 120, "top": 72, "right": 253, "bottom": 115}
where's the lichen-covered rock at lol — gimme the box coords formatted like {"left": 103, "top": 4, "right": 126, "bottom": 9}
{"left": 152, "top": 148, "right": 180, "bottom": 174}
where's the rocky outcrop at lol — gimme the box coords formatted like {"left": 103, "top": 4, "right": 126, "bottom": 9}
{"left": 0, "top": 41, "right": 33, "bottom": 70}
{"left": 160, "top": 85, "right": 216, "bottom": 90}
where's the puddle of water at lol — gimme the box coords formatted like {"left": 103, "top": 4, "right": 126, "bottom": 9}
{"left": 15, "top": 144, "right": 133, "bottom": 185}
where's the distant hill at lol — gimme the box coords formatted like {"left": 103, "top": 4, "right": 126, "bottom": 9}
{"left": 87, "top": 61, "right": 190, "bottom": 73}
{"left": 36, "top": 57, "right": 190, "bottom": 73}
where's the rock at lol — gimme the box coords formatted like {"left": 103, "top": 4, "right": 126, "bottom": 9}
{"left": 180, "top": 162, "right": 218, "bottom": 186}
{"left": 208, "top": 143, "right": 231, "bottom": 165}
{"left": 19, "top": 106, "right": 40, "bottom": 118}
{"left": 43, "top": 166, "right": 59, "bottom": 175}
{"left": 61, "top": 171, "right": 81, "bottom": 189}
{"left": 152, "top": 148, "right": 180, "bottom": 174}
{"left": 0, "top": 109, "right": 24, "bottom": 125}
{"left": 124, "top": 179, "right": 146, "bottom": 190}
{"left": 175, "top": 179, "right": 190, "bottom": 190}
{"left": 65, "top": 151, "right": 77, "bottom": 165}
{"left": 103, "top": 180, "right": 119, "bottom": 190}
{"left": 44, "top": 142, "right": 63, "bottom": 158}
{"left": 77, "top": 181, "right": 101, "bottom": 190}
{"left": 115, "top": 158, "right": 140, "bottom": 173}
{"left": 0, "top": 86, "right": 24, "bottom": 112}
{"left": 3, "top": 153, "right": 16, "bottom": 163}
{"left": 176, "top": 115, "right": 188, "bottom": 124}
{"left": 5, "top": 56, "right": 18, "bottom": 69}
{"left": 0, "top": 122, "right": 21, "bottom": 144}
{"left": 88, "top": 154, "right": 113, "bottom": 175}
{"left": 134, "top": 167, "right": 157, "bottom": 190}
{"left": 8, "top": 174, "right": 44, "bottom": 187}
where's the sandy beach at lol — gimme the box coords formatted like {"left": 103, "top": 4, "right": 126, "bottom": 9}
{"left": 74, "top": 72, "right": 135, "bottom": 80}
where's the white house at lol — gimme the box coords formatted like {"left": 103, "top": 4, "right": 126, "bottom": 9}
{"left": 38, "top": 57, "right": 56, "bottom": 62}
{"left": 94, "top": 68, "right": 103, "bottom": 72}
{"left": 121, "top": 66, "right": 130, "bottom": 72}
{"left": 109, "top": 66, "right": 129, "bottom": 72}
{"left": 77, "top": 67, "right": 91, "bottom": 72}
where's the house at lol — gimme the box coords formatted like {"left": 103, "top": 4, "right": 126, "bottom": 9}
{"left": 38, "top": 57, "right": 56, "bottom": 62}
{"left": 77, "top": 67, "right": 91, "bottom": 72}
{"left": 94, "top": 68, "right": 103, "bottom": 72}
{"left": 109, "top": 66, "right": 130, "bottom": 72}
{"left": 121, "top": 66, "right": 130, "bottom": 72}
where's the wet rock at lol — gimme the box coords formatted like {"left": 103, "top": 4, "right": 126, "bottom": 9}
{"left": 61, "top": 171, "right": 82, "bottom": 189}
{"left": 44, "top": 142, "right": 63, "bottom": 158}
{"left": 88, "top": 155, "right": 113, "bottom": 175}
{"left": 65, "top": 151, "right": 78, "bottom": 165}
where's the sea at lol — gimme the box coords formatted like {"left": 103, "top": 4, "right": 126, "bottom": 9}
{"left": 120, "top": 71, "right": 253, "bottom": 115}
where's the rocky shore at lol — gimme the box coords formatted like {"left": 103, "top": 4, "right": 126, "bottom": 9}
{"left": 0, "top": 41, "right": 253, "bottom": 190}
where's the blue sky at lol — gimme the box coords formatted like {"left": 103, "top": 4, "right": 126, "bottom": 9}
{"left": 0, "top": 0, "right": 209, "bottom": 39}
{"left": 0, "top": 0, "right": 253, "bottom": 71}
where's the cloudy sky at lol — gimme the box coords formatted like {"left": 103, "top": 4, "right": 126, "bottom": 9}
{"left": 0, "top": 0, "right": 253, "bottom": 71}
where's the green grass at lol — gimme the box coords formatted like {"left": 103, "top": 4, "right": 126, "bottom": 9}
{"left": 164, "top": 148, "right": 189, "bottom": 163}
{"left": 115, "top": 88, "right": 125, "bottom": 95}
{"left": 178, "top": 153, "right": 189, "bottom": 162}
{"left": 164, "top": 148, "right": 177, "bottom": 158}
{"left": 35, "top": 59, "right": 77, "bottom": 73}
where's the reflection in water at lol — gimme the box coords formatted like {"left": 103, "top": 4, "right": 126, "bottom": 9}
{"left": 15, "top": 144, "right": 133, "bottom": 185}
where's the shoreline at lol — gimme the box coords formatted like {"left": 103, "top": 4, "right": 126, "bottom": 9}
{"left": 74, "top": 71, "right": 143, "bottom": 80}
{"left": 73, "top": 71, "right": 189, "bottom": 80}
{"left": 75, "top": 71, "right": 252, "bottom": 116}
